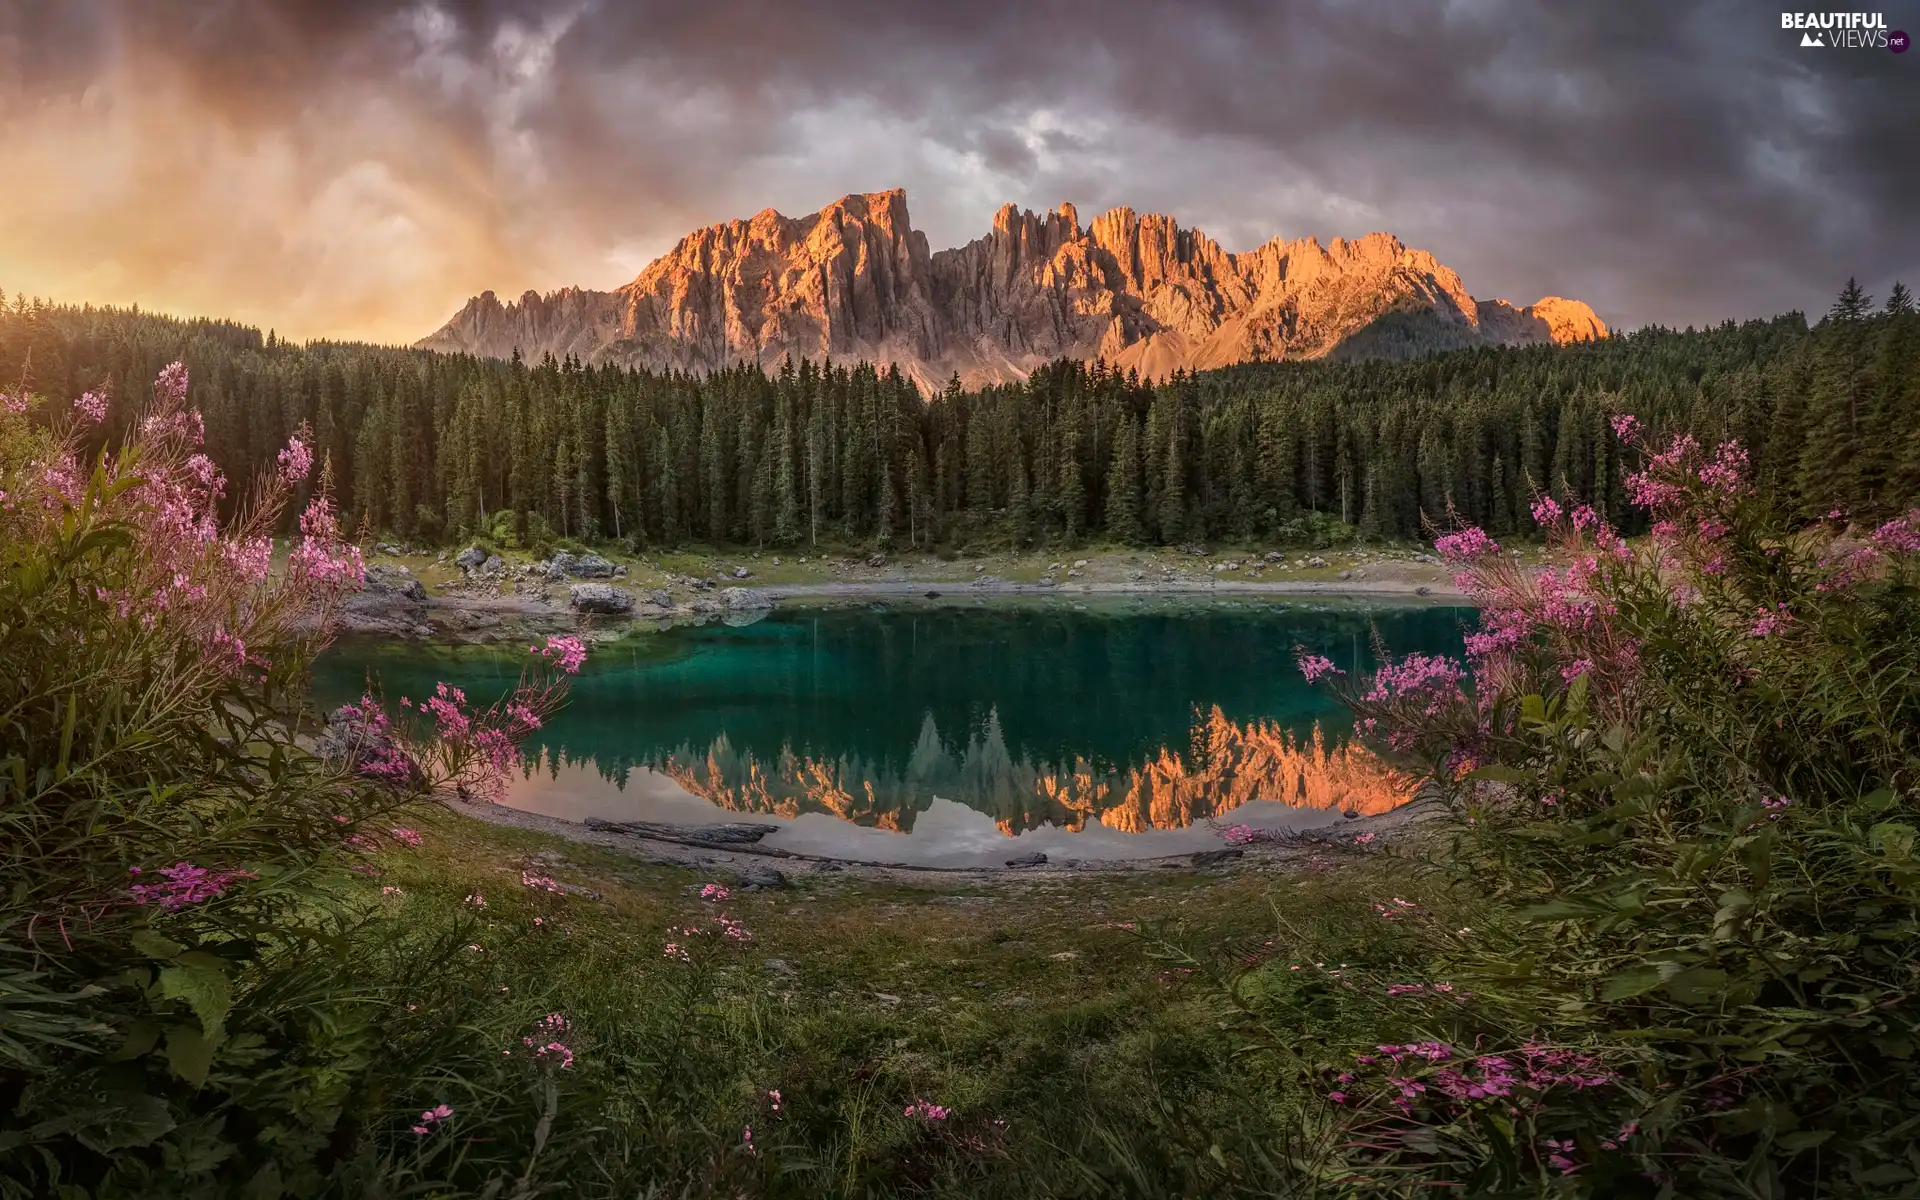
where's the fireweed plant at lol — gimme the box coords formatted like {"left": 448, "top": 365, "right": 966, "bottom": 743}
{"left": 0, "top": 367, "right": 584, "bottom": 1196}
{"left": 1278, "top": 417, "right": 1920, "bottom": 1195}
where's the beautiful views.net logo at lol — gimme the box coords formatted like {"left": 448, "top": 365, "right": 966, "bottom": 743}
{"left": 1781, "top": 11, "right": 1907, "bottom": 50}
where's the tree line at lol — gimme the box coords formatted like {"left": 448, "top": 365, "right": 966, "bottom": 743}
{"left": 0, "top": 279, "right": 1914, "bottom": 551}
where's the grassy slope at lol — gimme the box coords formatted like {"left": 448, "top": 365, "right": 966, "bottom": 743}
{"left": 366, "top": 805, "right": 1451, "bottom": 1197}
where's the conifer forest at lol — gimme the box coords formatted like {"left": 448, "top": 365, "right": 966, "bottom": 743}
{"left": 2, "top": 278, "right": 1914, "bottom": 551}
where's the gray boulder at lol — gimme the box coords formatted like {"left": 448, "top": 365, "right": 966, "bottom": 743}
{"left": 569, "top": 584, "right": 633, "bottom": 615}
{"left": 482, "top": 555, "right": 504, "bottom": 574}
{"left": 732, "top": 566, "right": 751, "bottom": 579}
{"left": 735, "top": 865, "right": 789, "bottom": 890}
{"left": 362, "top": 564, "right": 426, "bottom": 602}
{"left": 551, "top": 551, "right": 616, "bottom": 578}
{"left": 454, "top": 545, "right": 487, "bottom": 571}
{"left": 1004, "top": 851, "right": 1048, "bottom": 868}
{"left": 722, "top": 587, "right": 772, "bottom": 611}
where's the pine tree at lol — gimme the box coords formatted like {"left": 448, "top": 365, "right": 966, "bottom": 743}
{"left": 1104, "top": 413, "right": 1144, "bottom": 544}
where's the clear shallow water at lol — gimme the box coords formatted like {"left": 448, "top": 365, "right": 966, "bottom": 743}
{"left": 313, "top": 598, "right": 1474, "bottom": 866}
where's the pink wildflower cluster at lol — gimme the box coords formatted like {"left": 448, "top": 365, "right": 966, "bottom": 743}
{"left": 1296, "top": 652, "right": 1345, "bottom": 684}
{"left": 128, "top": 861, "right": 257, "bottom": 911}
{"left": 664, "top": 909, "right": 755, "bottom": 960}
{"left": 701, "top": 883, "right": 732, "bottom": 901}
{"left": 1434, "top": 527, "right": 1501, "bottom": 564}
{"left": 534, "top": 634, "right": 588, "bottom": 675}
{"left": 1362, "top": 653, "right": 1467, "bottom": 718}
{"left": 338, "top": 639, "right": 576, "bottom": 802}
{"left": 1220, "top": 823, "right": 1276, "bottom": 847}
{"left": 521, "top": 1012, "right": 575, "bottom": 1069}
{"left": 1748, "top": 603, "right": 1792, "bottom": 638}
{"left": 390, "top": 827, "right": 423, "bottom": 847}
{"left": 522, "top": 870, "right": 564, "bottom": 893}
{"left": 331, "top": 695, "right": 419, "bottom": 786}
{"left": 1872, "top": 510, "right": 1920, "bottom": 554}
{"left": 904, "top": 1100, "right": 951, "bottom": 1122}
{"left": 288, "top": 495, "right": 364, "bottom": 590}
{"left": 277, "top": 426, "right": 314, "bottom": 483}
{"left": 10, "top": 364, "right": 362, "bottom": 666}
{"left": 0, "top": 390, "right": 26, "bottom": 415}
{"left": 1335, "top": 1041, "right": 1617, "bottom": 1118}
{"left": 73, "top": 389, "right": 108, "bottom": 424}
{"left": 411, "top": 1103, "right": 453, "bottom": 1136}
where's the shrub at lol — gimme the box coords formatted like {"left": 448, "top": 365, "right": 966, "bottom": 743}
{"left": 1284, "top": 416, "right": 1920, "bottom": 1194}
{"left": 0, "top": 367, "right": 582, "bottom": 1196}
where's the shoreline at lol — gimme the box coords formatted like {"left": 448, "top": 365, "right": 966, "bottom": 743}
{"left": 442, "top": 792, "right": 1447, "bottom": 885}
{"left": 337, "top": 574, "right": 1470, "bottom": 641}
{"left": 759, "top": 578, "right": 1462, "bottom": 600}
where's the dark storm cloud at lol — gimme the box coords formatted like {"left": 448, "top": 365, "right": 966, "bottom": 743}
{"left": 0, "top": 0, "right": 1913, "bottom": 340}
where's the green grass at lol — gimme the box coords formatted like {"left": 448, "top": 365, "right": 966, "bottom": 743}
{"left": 357, "top": 806, "right": 1439, "bottom": 1196}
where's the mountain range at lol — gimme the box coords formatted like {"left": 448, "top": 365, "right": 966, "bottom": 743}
{"left": 420, "top": 188, "right": 1606, "bottom": 391}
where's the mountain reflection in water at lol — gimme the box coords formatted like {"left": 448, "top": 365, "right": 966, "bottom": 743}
{"left": 316, "top": 600, "right": 1471, "bottom": 851}
{"left": 530, "top": 706, "right": 1412, "bottom": 836}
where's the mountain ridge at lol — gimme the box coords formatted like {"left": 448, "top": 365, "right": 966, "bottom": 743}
{"left": 421, "top": 188, "right": 1606, "bottom": 391}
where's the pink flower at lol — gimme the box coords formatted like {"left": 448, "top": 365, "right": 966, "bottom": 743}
{"left": 537, "top": 634, "right": 588, "bottom": 675}
{"left": 128, "top": 861, "right": 256, "bottom": 910}
{"left": 155, "top": 361, "right": 190, "bottom": 407}
{"left": 1434, "top": 527, "right": 1500, "bottom": 563}
{"left": 1748, "top": 603, "right": 1791, "bottom": 638}
{"left": 1871, "top": 511, "right": 1920, "bottom": 554}
{"left": 390, "top": 827, "right": 423, "bottom": 847}
{"left": 904, "top": 1100, "right": 951, "bottom": 1121}
{"left": 1529, "top": 496, "right": 1563, "bottom": 527}
{"left": 1560, "top": 658, "right": 1594, "bottom": 682}
{"left": 277, "top": 433, "right": 313, "bottom": 483}
{"left": 701, "top": 883, "right": 732, "bottom": 901}
{"left": 73, "top": 390, "right": 109, "bottom": 424}
{"left": 1296, "top": 653, "right": 1344, "bottom": 683}
{"left": 1696, "top": 440, "right": 1751, "bottom": 495}
{"left": 1609, "top": 413, "right": 1642, "bottom": 443}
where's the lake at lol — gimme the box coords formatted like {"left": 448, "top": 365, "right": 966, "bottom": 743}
{"left": 312, "top": 597, "right": 1474, "bottom": 866}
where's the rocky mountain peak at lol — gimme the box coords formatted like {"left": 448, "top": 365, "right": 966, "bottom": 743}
{"left": 421, "top": 188, "right": 1606, "bottom": 391}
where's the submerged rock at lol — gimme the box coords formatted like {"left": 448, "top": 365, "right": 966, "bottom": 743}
{"left": 1191, "top": 848, "right": 1245, "bottom": 868}
{"left": 569, "top": 584, "right": 634, "bottom": 615}
{"left": 1005, "top": 851, "right": 1048, "bottom": 868}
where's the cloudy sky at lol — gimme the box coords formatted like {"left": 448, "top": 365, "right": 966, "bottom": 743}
{"left": 0, "top": 0, "right": 1914, "bottom": 344}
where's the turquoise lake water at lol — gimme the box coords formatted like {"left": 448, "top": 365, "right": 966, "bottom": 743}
{"left": 313, "top": 597, "right": 1474, "bottom": 865}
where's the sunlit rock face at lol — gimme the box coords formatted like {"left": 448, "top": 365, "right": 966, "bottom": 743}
{"left": 639, "top": 707, "right": 1416, "bottom": 837}
{"left": 421, "top": 189, "right": 1604, "bottom": 391}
